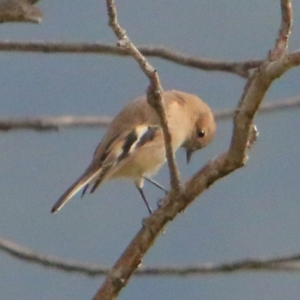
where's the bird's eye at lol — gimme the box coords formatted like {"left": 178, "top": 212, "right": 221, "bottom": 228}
{"left": 197, "top": 129, "right": 205, "bottom": 138}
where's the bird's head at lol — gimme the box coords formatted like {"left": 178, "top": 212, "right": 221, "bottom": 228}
{"left": 183, "top": 107, "right": 216, "bottom": 163}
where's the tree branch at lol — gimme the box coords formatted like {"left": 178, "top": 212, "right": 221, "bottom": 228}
{"left": 0, "top": 97, "right": 298, "bottom": 132}
{"left": 105, "top": 0, "right": 181, "bottom": 195}
{"left": 2, "top": 237, "right": 300, "bottom": 277}
{"left": 269, "top": 0, "right": 292, "bottom": 60}
{"left": 0, "top": 0, "right": 42, "bottom": 23}
{"left": 0, "top": 40, "right": 262, "bottom": 78}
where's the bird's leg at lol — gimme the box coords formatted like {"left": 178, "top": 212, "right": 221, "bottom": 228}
{"left": 135, "top": 186, "right": 153, "bottom": 214}
{"left": 143, "top": 177, "right": 169, "bottom": 194}
{"left": 81, "top": 184, "right": 89, "bottom": 198}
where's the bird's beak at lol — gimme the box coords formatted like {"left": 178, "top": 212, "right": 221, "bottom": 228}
{"left": 186, "top": 150, "right": 193, "bottom": 164}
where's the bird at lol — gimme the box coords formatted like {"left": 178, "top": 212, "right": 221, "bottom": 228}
{"left": 51, "top": 90, "right": 216, "bottom": 214}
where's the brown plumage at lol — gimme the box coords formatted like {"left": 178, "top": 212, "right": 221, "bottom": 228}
{"left": 51, "top": 90, "right": 216, "bottom": 214}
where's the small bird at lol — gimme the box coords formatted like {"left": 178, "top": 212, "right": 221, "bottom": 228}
{"left": 51, "top": 90, "right": 216, "bottom": 214}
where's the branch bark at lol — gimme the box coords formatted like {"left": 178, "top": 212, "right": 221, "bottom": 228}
{"left": 269, "top": 0, "right": 292, "bottom": 60}
{"left": 0, "top": 41, "right": 261, "bottom": 77}
{"left": 2, "top": 237, "right": 300, "bottom": 277}
{"left": 0, "top": 97, "right": 298, "bottom": 132}
{"left": 105, "top": 0, "right": 181, "bottom": 195}
{"left": 0, "top": 0, "right": 42, "bottom": 23}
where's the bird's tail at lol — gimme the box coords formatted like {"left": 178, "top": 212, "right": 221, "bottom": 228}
{"left": 51, "top": 166, "right": 102, "bottom": 213}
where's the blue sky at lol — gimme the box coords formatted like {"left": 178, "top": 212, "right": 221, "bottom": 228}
{"left": 0, "top": 1, "right": 299, "bottom": 299}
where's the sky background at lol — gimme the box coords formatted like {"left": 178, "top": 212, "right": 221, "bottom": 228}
{"left": 0, "top": 1, "right": 300, "bottom": 299}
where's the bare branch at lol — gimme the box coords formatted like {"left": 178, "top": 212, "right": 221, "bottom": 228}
{"left": 287, "top": 49, "right": 300, "bottom": 65}
{"left": 0, "top": 0, "right": 42, "bottom": 23}
{"left": 183, "top": 0, "right": 297, "bottom": 206}
{"left": 105, "top": 0, "right": 181, "bottom": 194}
{"left": 2, "top": 237, "right": 300, "bottom": 277}
{"left": 0, "top": 40, "right": 261, "bottom": 77}
{"left": 269, "top": 0, "right": 292, "bottom": 60}
{"left": 215, "top": 96, "right": 300, "bottom": 120}
{"left": 0, "top": 237, "right": 110, "bottom": 276}
{"left": 0, "top": 97, "right": 298, "bottom": 132}
{"left": 0, "top": 115, "right": 113, "bottom": 132}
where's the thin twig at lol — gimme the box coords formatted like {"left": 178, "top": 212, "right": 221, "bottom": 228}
{"left": 0, "top": 41, "right": 262, "bottom": 78}
{"left": 2, "top": 237, "right": 300, "bottom": 277}
{"left": 215, "top": 95, "right": 300, "bottom": 120}
{"left": 0, "top": 115, "right": 113, "bottom": 132}
{"left": 0, "top": 97, "right": 298, "bottom": 132}
{"left": 105, "top": 0, "right": 181, "bottom": 194}
{"left": 269, "top": 0, "right": 292, "bottom": 60}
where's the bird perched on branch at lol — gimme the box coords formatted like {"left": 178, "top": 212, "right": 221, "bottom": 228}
{"left": 51, "top": 90, "right": 216, "bottom": 214}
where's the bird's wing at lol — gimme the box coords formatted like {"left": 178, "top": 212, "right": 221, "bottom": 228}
{"left": 51, "top": 125, "right": 160, "bottom": 213}
{"left": 89, "top": 124, "right": 160, "bottom": 193}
